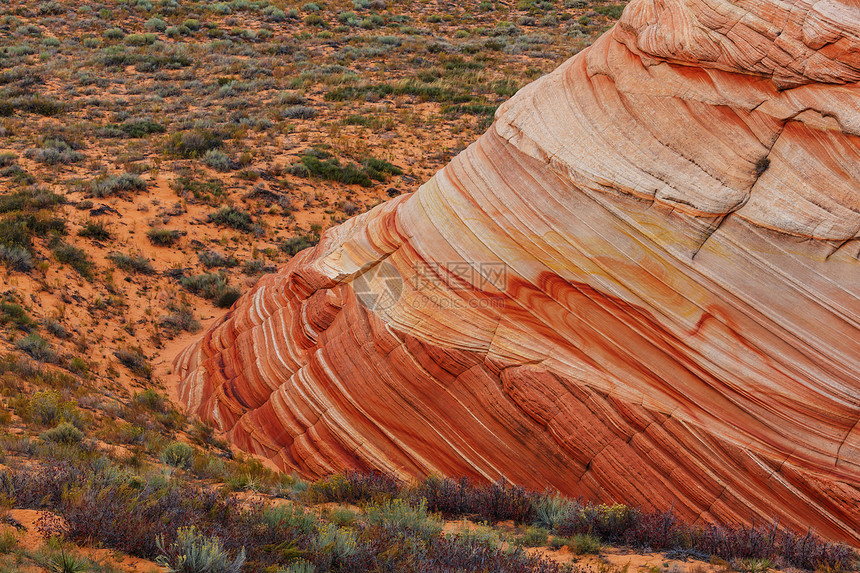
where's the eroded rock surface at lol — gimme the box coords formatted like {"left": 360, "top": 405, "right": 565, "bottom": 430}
{"left": 176, "top": 0, "right": 860, "bottom": 545}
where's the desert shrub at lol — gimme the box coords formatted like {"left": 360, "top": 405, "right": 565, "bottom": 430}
{"left": 363, "top": 157, "right": 402, "bottom": 180}
{"left": 44, "top": 318, "right": 68, "bottom": 339}
{"left": 569, "top": 533, "right": 601, "bottom": 554}
{"left": 292, "top": 153, "right": 372, "bottom": 187}
{"left": 135, "top": 388, "right": 168, "bottom": 413}
{"left": 157, "top": 525, "right": 245, "bottom": 573}
{"left": 20, "top": 390, "right": 80, "bottom": 426}
{"left": 0, "top": 187, "right": 64, "bottom": 213}
{"left": 120, "top": 119, "right": 165, "bottom": 138}
{"left": 308, "top": 470, "right": 400, "bottom": 504}
{"left": 0, "top": 244, "right": 33, "bottom": 271}
{"left": 160, "top": 303, "right": 200, "bottom": 335}
{"left": 312, "top": 524, "right": 356, "bottom": 567}
{"left": 145, "top": 17, "right": 167, "bottom": 31}
{"left": 25, "top": 138, "right": 83, "bottom": 165}
{"left": 179, "top": 273, "right": 241, "bottom": 308}
{"left": 16, "top": 333, "right": 57, "bottom": 362}
{"left": 198, "top": 250, "right": 237, "bottom": 268}
{"left": 78, "top": 220, "right": 111, "bottom": 241}
{"left": 364, "top": 498, "right": 442, "bottom": 537}
{"left": 161, "top": 441, "right": 194, "bottom": 468}
{"left": 89, "top": 172, "right": 146, "bottom": 197}
{"left": 208, "top": 207, "right": 252, "bottom": 231}
{"left": 113, "top": 347, "right": 152, "bottom": 378}
{"left": 281, "top": 234, "right": 320, "bottom": 256}
{"left": 281, "top": 105, "right": 316, "bottom": 119}
{"left": 241, "top": 259, "right": 266, "bottom": 275}
{"left": 108, "top": 252, "right": 155, "bottom": 274}
{"left": 39, "top": 545, "right": 92, "bottom": 573}
{"left": 125, "top": 33, "right": 158, "bottom": 46}
{"left": 0, "top": 527, "right": 17, "bottom": 554}
{"left": 281, "top": 560, "right": 315, "bottom": 573}
{"left": 147, "top": 228, "right": 181, "bottom": 246}
{"left": 168, "top": 130, "right": 223, "bottom": 158}
{"left": 594, "top": 4, "right": 625, "bottom": 18}
{"left": 1, "top": 301, "right": 35, "bottom": 330}
{"left": 41, "top": 422, "right": 84, "bottom": 444}
{"left": 1, "top": 463, "right": 853, "bottom": 573}
{"left": 172, "top": 177, "right": 225, "bottom": 205}
{"left": 204, "top": 149, "right": 233, "bottom": 171}
{"left": 415, "top": 475, "right": 536, "bottom": 524}
{"left": 327, "top": 506, "right": 358, "bottom": 527}
{"left": 522, "top": 526, "right": 549, "bottom": 547}
{"left": 53, "top": 243, "right": 94, "bottom": 278}
{"left": 12, "top": 95, "right": 64, "bottom": 116}
{"left": 532, "top": 493, "right": 573, "bottom": 531}
{"left": 104, "top": 27, "right": 125, "bottom": 39}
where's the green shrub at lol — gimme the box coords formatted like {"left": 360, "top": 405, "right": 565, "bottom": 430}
{"left": 120, "top": 119, "right": 165, "bottom": 138}
{"left": 24, "top": 390, "right": 80, "bottom": 426}
{"left": 156, "top": 525, "right": 245, "bottom": 573}
{"left": 90, "top": 172, "right": 146, "bottom": 197}
{"left": 147, "top": 228, "right": 181, "bottom": 247}
{"left": 53, "top": 243, "right": 94, "bottom": 278}
{"left": 312, "top": 524, "right": 356, "bottom": 564}
{"left": 41, "top": 422, "right": 84, "bottom": 444}
{"left": 109, "top": 252, "right": 155, "bottom": 274}
{"left": 145, "top": 17, "right": 167, "bottom": 31}
{"left": 281, "top": 105, "right": 316, "bottom": 119}
{"left": 533, "top": 494, "right": 572, "bottom": 531}
{"left": 13, "top": 95, "right": 64, "bottom": 116}
{"left": 594, "top": 4, "right": 625, "bottom": 19}
{"left": 294, "top": 154, "right": 371, "bottom": 187}
{"left": 0, "top": 301, "right": 35, "bottom": 330}
{"left": 0, "top": 245, "right": 33, "bottom": 271}
{"left": 198, "top": 250, "right": 237, "bottom": 269}
{"left": 208, "top": 207, "right": 253, "bottom": 232}
{"left": 125, "top": 33, "right": 157, "bottom": 46}
{"left": 364, "top": 499, "right": 442, "bottom": 537}
{"left": 281, "top": 560, "right": 315, "bottom": 573}
{"left": 204, "top": 149, "right": 232, "bottom": 172}
{"left": 161, "top": 441, "right": 194, "bottom": 468}
{"left": 570, "top": 533, "right": 601, "bottom": 554}
{"left": 25, "top": 138, "right": 83, "bottom": 165}
{"left": 104, "top": 27, "right": 125, "bottom": 39}
{"left": 160, "top": 303, "right": 200, "bottom": 335}
{"left": 78, "top": 220, "right": 111, "bottom": 241}
{"left": 135, "top": 388, "right": 168, "bottom": 412}
{"left": 327, "top": 506, "right": 357, "bottom": 526}
{"left": 0, "top": 528, "right": 17, "bottom": 554}
{"left": 41, "top": 545, "right": 91, "bottom": 573}
{"left": 113, "top": 347, "right": 152, "bottom": 378}
{"left": 15, "top": 333, "right": 57, "bottom": 362}
{"left": 168, "top": 130, "right": 222, "bottom": 158}
{"left": 522, "top": 525, "right": 549, "bottom": 547}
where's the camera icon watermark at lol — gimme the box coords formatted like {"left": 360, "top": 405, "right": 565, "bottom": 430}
{"left": 353, "top": 259, "right": 404, "bottom": 312}
{"left": 353, "top": 260, "right": 508, "bottom": 312}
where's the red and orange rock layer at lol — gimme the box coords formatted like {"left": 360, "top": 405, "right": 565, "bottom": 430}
{"left": 176, "top": 0, "right": 860, "bottom": 545}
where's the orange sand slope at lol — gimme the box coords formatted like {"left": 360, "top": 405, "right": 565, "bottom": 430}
{"left": 175, "top": 0, "right": 860, "bottom": 546}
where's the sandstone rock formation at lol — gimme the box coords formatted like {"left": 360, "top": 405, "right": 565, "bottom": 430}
{"left": 175, "top": 0, "right": 860, "bottom": 545}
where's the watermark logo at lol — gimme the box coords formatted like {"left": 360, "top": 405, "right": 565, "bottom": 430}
{"left": 353, "top": 259, "right": 404, "bottom": 312}
{"left": 354, "top": 260, "right": 508, "bottom": 312}
{"left": 411, "top": 262, "right": 507, "bottom": 291}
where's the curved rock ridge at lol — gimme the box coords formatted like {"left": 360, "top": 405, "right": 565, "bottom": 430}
{"left": 175, "top": 0, "right": 860, "bottom": 545}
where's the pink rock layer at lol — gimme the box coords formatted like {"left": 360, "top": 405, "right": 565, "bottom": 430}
{"left": 176, "top": 0, "right": 860, "bottom": 545}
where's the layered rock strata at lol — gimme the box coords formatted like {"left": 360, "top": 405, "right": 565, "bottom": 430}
{"left": 176, "top": 0, "right": 860, "bottom": 545}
